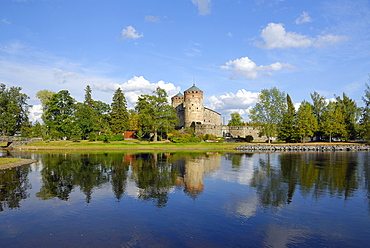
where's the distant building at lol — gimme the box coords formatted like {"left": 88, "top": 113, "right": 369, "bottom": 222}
{"left": 171, "top": 84, "right": 221, "bottom": 128}
{"left": 171, "top": 84, "right": 266, "bottom": 141}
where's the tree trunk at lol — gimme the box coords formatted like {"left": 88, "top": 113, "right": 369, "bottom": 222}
{"left": 153, "top": 132, "right": 158, "bottom": 142}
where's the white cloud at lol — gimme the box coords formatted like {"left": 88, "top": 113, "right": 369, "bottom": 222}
{"left": 295, "top": 12, "right": 312, "bottom": 24}
{"left": 93, "top": 76, "right": 180, "bottom": 106}
{"left": 145, "top": 15, "right": 161, "bottom": 22}
{"left": 121, "top": 26, "right": 143, "bottom": 39}
{"left": 220, "top": 56, "right": 293, "bottom": 80}
{"left": 207, "top": 89, "right": 260, "bottom": 121}
{"left": 256, "top": 23, "right": 347, "bottom": 49}
{"left": 1, "top": 19, "right": 11, "bottom": 25}
{"left": 29, "top": 104, "right": 43, "bottom": 123}
{"left": 192, "top": 0, "right": 211, "bottom": 15}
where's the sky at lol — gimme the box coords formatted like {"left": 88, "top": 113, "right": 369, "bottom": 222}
{"left": 1, "top": 0, "right": 370, "bottom": 123}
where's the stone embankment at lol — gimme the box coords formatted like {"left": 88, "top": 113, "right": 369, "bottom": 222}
{"left": 234, "top": 144, "right": 370, "bottom": 152}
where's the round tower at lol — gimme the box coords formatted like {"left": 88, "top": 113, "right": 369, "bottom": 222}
{"left": 184, "top": 84, "right": 204, "bottom": 127}
{"left": 171, "top": 92, "right": 184, "bottom": 109}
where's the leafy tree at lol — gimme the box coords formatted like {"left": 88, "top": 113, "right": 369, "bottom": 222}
{"left": 93, "top": 100, "right": 111, "bottom": 135}
{"left": 249, "top": 87, "right": 286, "bottom": 143}
{"left": 310, "top": 91, "right": 327, "bottom": 141}
{"left": 36, "top": 89, "right": 56, "bottom": 108}
{"left": 110, "top": 88, "right": 129, "bottom": 134}
{"left": 0, "top": 84, "right": 30, "bottom": 136}
{"left": 42, "top": 90, "right": 75, "bottom": 139}
{"left": 74, "top": 102, "right": 98, "bottom": 140}
{"left": 128, "top": 109, "right": 140, "bottom": 130}
{"left": 228, "top": 112, "right": 244, "bottom": 126}
{"left": 335, "top": 93, "right": 361, "bottom": 140}
{"left": 135, "top": 87, "right": 178, "bottom": 141}
{"left": 278, "top": 94, "right": 298, "bottom": 143}
{"left": 360, "top": 83, "right": 370, "bottom": 140}
{"left": 321, "top": 102, "right": 347, "bottom": 142}
{"left": 296, "top": 101, "right": 317, "bottom": 142}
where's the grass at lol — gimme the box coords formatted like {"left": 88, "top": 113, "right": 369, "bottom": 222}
{"left": 19, "top": 139, "right": 245, "bottom": 152}
{"left": 0, "top": 158, "right": 22, "bottom": 165}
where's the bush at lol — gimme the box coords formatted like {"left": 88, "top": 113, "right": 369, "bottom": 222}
{"left": 89, "top": 132, "right": 97, "bottom": 141}
{"left": 245, "top": 135, "right": 254, "bottom": 142}
{"left": 97, "top": 134, "right": 124, "bottom": 142}
{"left": 169, "top": 134, "right": 201, "bottom": 143}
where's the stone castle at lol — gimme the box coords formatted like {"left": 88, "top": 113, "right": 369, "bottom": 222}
{"left": 171, "top": 85, "right": 265, "bottom": 141}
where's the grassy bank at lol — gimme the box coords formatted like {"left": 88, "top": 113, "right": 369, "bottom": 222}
{"left": 0, "top": 158, "right": 22, "bottom": 165}
{"left": 17, "top": 139, "right": 244, "bottom": 151}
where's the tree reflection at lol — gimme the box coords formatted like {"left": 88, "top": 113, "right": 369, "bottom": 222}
{"left": 0, "top": 165, "right": 31, "bottom": 211}
{"left": 250, "top": 152, "right": 362, "bottom": 209}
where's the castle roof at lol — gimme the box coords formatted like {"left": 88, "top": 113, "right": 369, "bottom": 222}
{"left": 185, "top": 84, "right": 202, "bottom": 92}
{"left": 172, "top": 92, "right": 184, "bottom": 97}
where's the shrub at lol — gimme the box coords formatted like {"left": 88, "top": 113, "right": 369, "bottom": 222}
{"left": 245, "top": 135, "right": 254, "bottom": 142}
{"left": 89, "top": 132, "right": 97, "bottom": 141}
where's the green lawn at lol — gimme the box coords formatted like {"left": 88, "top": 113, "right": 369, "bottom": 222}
{"left": 20, "top": 139, "right": 245, "bottom": 151}
{"left": 0, "top": 158, "right": 22, "bottom": 165}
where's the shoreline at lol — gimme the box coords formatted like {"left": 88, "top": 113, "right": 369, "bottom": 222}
{"left": 234, "top": 144, "right": 370, "bottom": 152}
{"left": 0, "top": 159, "right": 38, "bottom": 170}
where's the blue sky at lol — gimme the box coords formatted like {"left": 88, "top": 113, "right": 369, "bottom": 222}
{"left": 1, "top": 0, "right": 370, "bottom": 123}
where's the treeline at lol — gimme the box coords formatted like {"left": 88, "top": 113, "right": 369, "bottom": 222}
{"left": 247, "top": 85, "right": 370, "bottom": 142}
{"left": 0, "top": 84, "right": 178, "bottom": 141}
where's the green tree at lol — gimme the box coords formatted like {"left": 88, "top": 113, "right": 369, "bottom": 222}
{"left": 335, "top": 93, "right": 361, "bottom": 140}
{"left": 228, "top": 112, "right": 244, "bottom": 126}
{"left": 249, "top": 87, "right": 286, "bottom": 143}
{"left": 36, "top": 89, "right": 56, "bottom": 108}
{"left": 135, "top": 87, "right": 178, "bottom": 141}
{"left": 42, "top": 90, "right": 75, "bottom": 139}
{"left": 74, "top": 102, "right": 97, "bottom": 140}
{"left": 84, "top": 85, "right": 94, "bottom": 108}
{"left": 278, "top": 94, "right": 298, "bottom": 143}
{"left": 296, "top": 101, "right": 317, "bottom": 143}
{"left": 321, "top": 102, "right": 347, "bottom": 142}
{"left": 0, "top": 84, "right": 30, "bottom": 136}
{"left": 110, "top": 88, "right": 129, "bottom": 134}
{"left": 93, "top": 100, "right": 111, "bottom": 135}
{"left": 310, "top": 91, "right": 327, "bottom": 141}
{"left": 360, "top": 83, "right": 370, "bottom": 140}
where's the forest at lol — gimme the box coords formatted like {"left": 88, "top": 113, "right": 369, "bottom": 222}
{"left": 1, "top": 82, "right": 370, "bottom": 143}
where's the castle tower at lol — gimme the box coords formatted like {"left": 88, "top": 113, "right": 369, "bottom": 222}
{"left": 184, "top": 84, "right": 204, "bottom": 127}
{"left": 171, "top": 92, "right": 185, "bottom": 127}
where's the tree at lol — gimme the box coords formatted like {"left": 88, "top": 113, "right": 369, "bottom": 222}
{"left": 93, "top": 100, "right": 111, "bottom": 135}
{"left": 228, "top": 112, "right": 244, "bottom": 126}
{"left": 74, "top": 102, "right": 97, "bottom": 140}
{"left": 84, "top": 85, "right": 94, "bottom": 108}
{"left": 310, "top": 91, "right": 327, "bottom": 141}
{"left": 36, "top": 89, "right": 56, "bottom": 108}
{"left": 42, "top": 90, "right": 75, "bottom": 139}
{"left": 321, "top": 102, "right": 347, "bottom": 142}
{"left": 360, "top": 83, "right": 370, "bottom": 140}
{"left": 249, "top": 87, "right": 286, "bottom": 143}
{"left": 278, "top": 94, "right": 298, "bottom": 143}
{"left": 0, "top": 84, "right": 30, "bottom": 136}
{"left": 296, "top": 101, "right": 317, "bottom": 143}
{"left": 335, "top": 93, "right": 361, "bottom": 140}
{"left": 110, "top": 88, "right": 129, "bottom": 134}
{"left": 135, "top": 87, "right": 178, "bottom": 141}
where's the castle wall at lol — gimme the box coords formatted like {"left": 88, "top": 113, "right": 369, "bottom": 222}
{"left": 203, "top": 108, "right": 221, "bottom": 126}
{"left": 194, "top": 124, "right": 266, "bottom": 141}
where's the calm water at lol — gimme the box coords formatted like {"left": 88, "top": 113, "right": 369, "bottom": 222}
{"left": 0, "top": 151, "right": 369, "bottom": 248}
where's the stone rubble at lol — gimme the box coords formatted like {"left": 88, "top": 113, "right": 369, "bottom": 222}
{"left": 234, "top": 144, "right": 370, "bottom": 152}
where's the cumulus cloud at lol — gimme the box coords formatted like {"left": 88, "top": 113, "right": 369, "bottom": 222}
{"left": 295, "top": 12, "right": 312, "bottom": 24}
{"left": 207, "top": 89, "right": 260, "bottom": 121}
{"left": 256, "top": 23, "right": 347, "bottom": 49}
{"left": 192, "top": 0, "right": 211, "bottom": 15}
{"left": 29, "top": 104, "right": 43, "bottom": 123}
{"left": 121, "top": 26, "right": 143, "bottom": 39}
{"left": 53, "top": 68, "right": 76, "bottom": 84}
{"left": 93, "top": 76, "right": 180, "bottom": 106}
{"left": 220, "top": 56, "right": 293, "bottom": 80}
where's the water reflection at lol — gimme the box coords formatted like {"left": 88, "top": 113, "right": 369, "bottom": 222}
{"left": 0, "top": 165, "right": 31, "bottom": 211}
{"left": 1, "top": 151, "right": 370, "bottom": 211}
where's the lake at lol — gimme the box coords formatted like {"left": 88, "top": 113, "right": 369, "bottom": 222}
{"left": 1, "top": 151, "right": 369, "bottom": 247}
